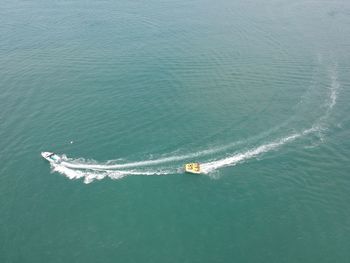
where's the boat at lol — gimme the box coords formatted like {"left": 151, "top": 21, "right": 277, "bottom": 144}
{"left": 41, "top": 152, "right": 61, "bottom": 163}
{"left": 184, "top": 162, "right": 201, "bottom": 174}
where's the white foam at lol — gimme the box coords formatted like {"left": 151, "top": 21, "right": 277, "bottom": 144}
{"left": 52, "top": 163, "right": 90, "bottom": 180}
{"left": 328, "top": 67, "right": 339, "bottom": 111}
{"left": 48, "top": 64, "right": 340, "bottom": 183}
{"left": 201, "top": 127, "right": 317, "bottom": 173}
{"left": 199, "top": 65, "right": 340, "bottom": 174}
{"left": 52, "top": 162, "right": 175, "bottom": 183}
{"left": 59, "top": 120, "right": 294, "bottom": 172}
{"left": 59, "top": 141, "right": 245, "bottom": 170}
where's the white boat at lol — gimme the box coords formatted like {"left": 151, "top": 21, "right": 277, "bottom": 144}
{"left": 41, "top": 152, "right": 61, "bottom": 163}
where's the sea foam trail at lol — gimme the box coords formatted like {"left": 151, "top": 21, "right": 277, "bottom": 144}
{"left": 51, "top": 65, "right": 339, "bottom": 183}
{"left": 200, "top": 65, "right": 340, "bottom": 173}
{"left": 52, "top": 163, "right": 175, "bottom": 184}
{"left": 325, "top": 67, "right": 338, "bottom": 113}
{"left": 201, "top": 127, "right": 317, "bottom": 173}
{"left": 52, "top": 126, "right": 317, "bottom": 183}
{"left": 60, "top": 148, "right": 220, "bottom": 170}
{"left": 59, "top": 119, "right": 295, "bottom": 171}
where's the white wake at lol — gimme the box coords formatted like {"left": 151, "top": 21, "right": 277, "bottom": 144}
{"left": 47, "top": 65, "right": 339, "bottom": 183}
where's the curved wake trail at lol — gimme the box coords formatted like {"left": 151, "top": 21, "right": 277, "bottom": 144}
{"left": 201, "top": 127, "right": 317, "bottom": 173}
{"left": 51, "top": 65, "right": 339, "bottom": 183}
{"left": 51, "top": 164, "right": 175, "bottom": 184}
{"left": 60, "top": 147, "right": 226, "bottom": 170}
{"left": 200, "top": 65, "right": 339, "bottom": 173}
{"left": 60, "top": 116, "right": 295, "bottom": 171}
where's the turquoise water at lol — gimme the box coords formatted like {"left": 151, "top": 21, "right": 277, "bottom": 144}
{"left": 1, "top": 0, "right": 350, "bottom": 262}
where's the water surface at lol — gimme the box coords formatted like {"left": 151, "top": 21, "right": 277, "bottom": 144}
{"left": 1, "top": 0, "right": 350, "bottom": 262}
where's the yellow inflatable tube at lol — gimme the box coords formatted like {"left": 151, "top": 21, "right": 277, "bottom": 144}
{"left": 185, "top": 163, "right": 201, "bottom": 174}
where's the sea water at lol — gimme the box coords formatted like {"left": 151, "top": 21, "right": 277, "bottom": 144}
{"left": 1, "top": 0, "right": 350, "bottom": 262}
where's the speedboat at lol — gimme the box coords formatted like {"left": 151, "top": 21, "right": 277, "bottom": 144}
{"left": 184, "top": 162, "right": 201, "bottom": 174}
{"left": 41, "top": 152, "right": 61, "bottom": 163}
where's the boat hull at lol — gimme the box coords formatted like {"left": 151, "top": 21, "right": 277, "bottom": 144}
{"left": 41, "top": 152, "right": 61, "bottom": 163}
